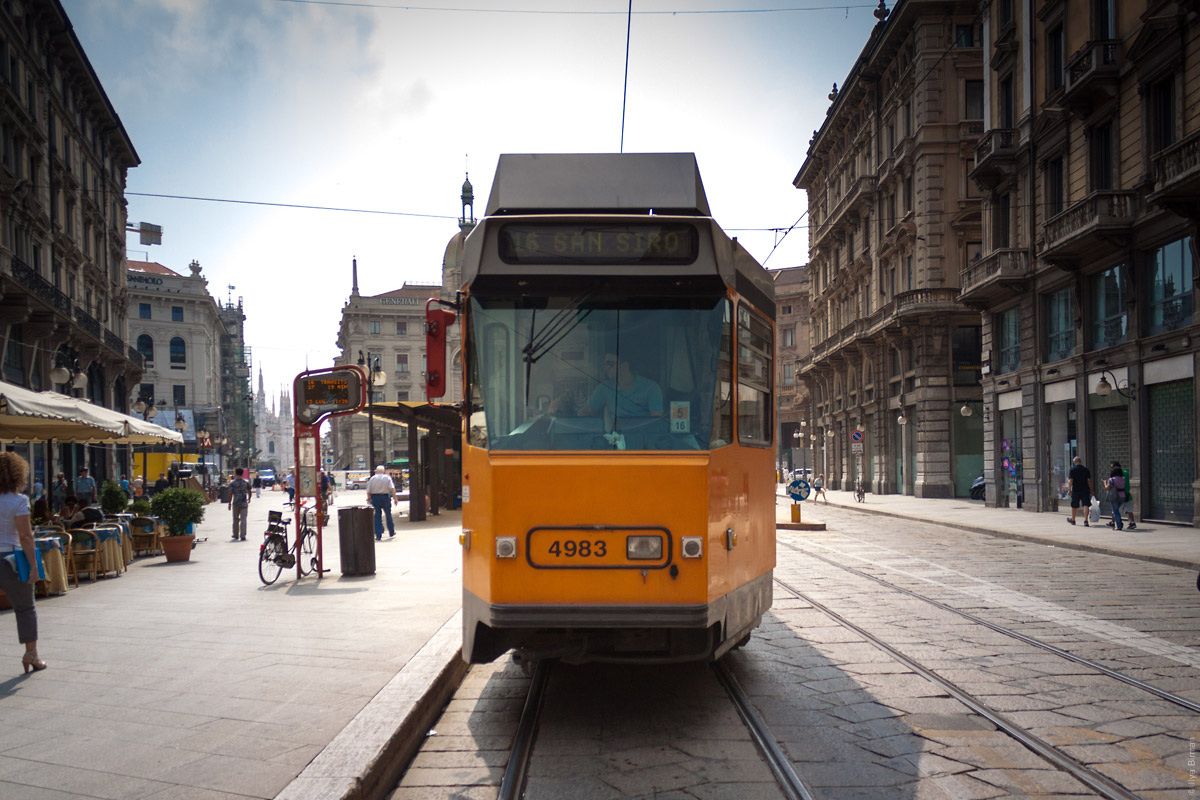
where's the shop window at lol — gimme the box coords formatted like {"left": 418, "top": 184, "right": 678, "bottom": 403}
{"left": 1044, "top": 287, "right": 1074, "bottom": 362}
{"left": 1091, "top": 265, "right": 1126, "bottom": 349}
{"left": 997, "top": 307, "right": 1021, "bottom": 373}
{"left": 1146, "top": 236, "right": 1194, "bottom": 335}
{"left": 952, "top": 325, "right": 982, "bottom": 386}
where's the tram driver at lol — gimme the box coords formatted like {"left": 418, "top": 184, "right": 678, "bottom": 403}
{"left": 551, "top": 352, "right": 663, "bottom": 423}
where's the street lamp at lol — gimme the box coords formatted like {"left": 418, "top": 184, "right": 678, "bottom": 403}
{"left": 1095, "top": 370, "right": 1136, "bottom": 400}
{"left": 197, "top": 428, "right": 209, "bottom": 488}
{"left": 357, "top": 351, "right": 388, "bottom": 469}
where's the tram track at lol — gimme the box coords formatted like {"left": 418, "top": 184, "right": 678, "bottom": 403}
{"left": 496, "top": 657, "right": 817, "bottom": 800}
{"left": 780, "top": 538, "right": 1200, "bottom": 715}
{"left": 772, "top": 575, "right": 1142, "bottom": 800}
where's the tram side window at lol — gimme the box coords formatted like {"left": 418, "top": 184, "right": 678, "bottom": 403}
{"left": 711, "top": 300, "right": 733, "bottom": 448}
{"left": 736, "top": 303, "right": 773, "bottom": 447}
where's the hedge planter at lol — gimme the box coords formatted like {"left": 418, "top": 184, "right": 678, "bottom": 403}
{"left": 161, "top": 534, "right": 195, "bottom": 563}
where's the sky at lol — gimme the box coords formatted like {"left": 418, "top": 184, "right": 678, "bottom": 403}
{"left": 60, "top": 0, "right": 878, "bottom": 400}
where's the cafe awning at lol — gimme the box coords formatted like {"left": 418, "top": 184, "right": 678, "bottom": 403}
{"left": 0, "top": 380, "right": 184, "bottom": 445}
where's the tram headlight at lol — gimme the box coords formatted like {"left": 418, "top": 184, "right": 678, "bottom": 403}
{"left": 495, "top": 536, "right": 517, "bottom": 559}
{"left": 681, "top": 536, "right": 703, "bottom": 558}
{"left": 626, "top": 535, "right": 663, "bottom": 560}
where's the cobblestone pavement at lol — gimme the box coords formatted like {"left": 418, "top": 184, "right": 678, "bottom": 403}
{"left": 390, "top": 506, "right": 1200, "bottom": 800}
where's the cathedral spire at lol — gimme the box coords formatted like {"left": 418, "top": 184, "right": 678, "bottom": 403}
{"left": 351, "top": 256, "right": 360, "bottom": 298}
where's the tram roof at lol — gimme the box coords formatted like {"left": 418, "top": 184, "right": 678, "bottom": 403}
{"left": 485, "top": 153, "right": 711, "bottom": 216}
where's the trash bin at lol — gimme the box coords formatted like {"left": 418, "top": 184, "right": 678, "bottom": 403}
{"left": 217, "top": 485, "right": 230, "bottom": 503}
{"left": 338, "top": 506, "right": 375, "bottom": 576}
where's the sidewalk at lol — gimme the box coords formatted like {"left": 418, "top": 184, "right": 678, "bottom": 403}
{"left": 0, "top": 488, "right": 464, "bottom": 800}
{"left": 776, "top": 484, "right": 1200, "bottom": 571}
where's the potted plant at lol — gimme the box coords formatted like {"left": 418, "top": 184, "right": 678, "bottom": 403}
{"left": 130, "top": 498, "right": 152, "bottom": 517}
{"left": 99, "top": 480, "right": 128, "bottom": 517}
{"left": 150, "top": 487, "right": 206, "bottom": 562}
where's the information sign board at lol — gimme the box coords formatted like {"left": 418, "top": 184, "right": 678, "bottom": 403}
{"left": 787, "top": 479, "right": 811, "bottom": 502}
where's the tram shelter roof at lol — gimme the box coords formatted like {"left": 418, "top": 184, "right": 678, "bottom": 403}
{"left": 356, "top": 401, "right": 461, "bottom": 437}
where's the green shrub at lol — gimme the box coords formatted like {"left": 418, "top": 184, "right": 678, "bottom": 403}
{"left": 99, "top": 480, "right": 128, "bottom": 515}
{"left": 150, "top": 487, "right": 206, "bottom": 535}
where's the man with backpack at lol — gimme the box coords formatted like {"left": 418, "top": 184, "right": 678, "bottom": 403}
{"left": 228, "top": 468, "right": 252, "bottom": 541}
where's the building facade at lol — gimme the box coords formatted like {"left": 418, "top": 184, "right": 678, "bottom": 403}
{"left": 330, "top": 177, "right": 473, "bottom": 471}
{"left": 0, "top": 0, "right": 142, "bottom": 483}
{"left": 772, "top": 265, "right": 814, "bottom": 473}
{"left": 966, "top": 0, "right": 1199, "bottom": 525}
{"left": 253, "top": 368, "right": 293, "bottom": 476}
{"left": 795, "top": 0, "right": 986, "bottom": 498}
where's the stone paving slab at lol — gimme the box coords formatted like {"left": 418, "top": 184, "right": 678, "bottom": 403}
{"left": 0, "top": 489, "right": 463, "bottom": 800}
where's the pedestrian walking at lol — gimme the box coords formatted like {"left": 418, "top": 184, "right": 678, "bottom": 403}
{"left": 365, "top": 465, "right": 398, "bottom": 540}
{"left": 283, "top": 471, "right": 296, "bottom": 505}
{"left": 813, "top": 474, "right": 828, "bottom": 503}
{"left": 0, "top": 451, "right": 47, "bottom": 673}
{"left": 74, "top": 468, "right": 96, "bottom": 507}
{"left": 1103, "top": 461, "right": 1126, "bottom": 530}
{"left": 50, "top": 473, "right": 67, "bottom": 512}
{"left": 1067, "top": 456, "right": 1093, "bottom": 526}
{"left": 228, "top": 468, "right": 251, "bottom": 541}
{"left": 252, "top": 474, "right": 262, "bottom": 499}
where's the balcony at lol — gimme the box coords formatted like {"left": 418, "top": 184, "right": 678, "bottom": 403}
{"left": 1149, "top": 130, "right": 1200, "bottom": 218}
{"left": 959, "top": 120, "right": 984, "bottom": 140}
{"left": 812, "top": 175, "right": 877, "bottom": 249}
{"left": 959, "top": 249, "right": 1031, "bottom": 306}
{"left": 1039, "top": 190, "right": 1137, "bottom": 264}
{"left": 892, "top": 287, "right": 964, "bottom": 321}
{"left": 1063, "top": 40, "right": 1122, "bottom": 112}
{"left": 971, "top": 128, "right": 1019, "bottom": 189}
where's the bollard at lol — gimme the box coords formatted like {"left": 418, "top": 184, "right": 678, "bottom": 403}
{"left": 791, "top": 504, "right": 802, "bottom": 523}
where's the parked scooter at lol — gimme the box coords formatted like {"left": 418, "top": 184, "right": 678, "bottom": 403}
{"left": 969, "top": 474, "right": 986, "bottom": 500}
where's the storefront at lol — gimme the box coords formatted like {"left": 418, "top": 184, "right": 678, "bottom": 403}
{"left": 1043, "top": 381, "right": 1077, "bottom": 510}
{"left": 998, "top": 390, "right": 1022, "bottom": 507}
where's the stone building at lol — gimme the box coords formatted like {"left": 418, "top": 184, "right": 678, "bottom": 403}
{"left": 253, "top": 368, "right": 293, "bottom": 476}
{"left": 795, "top": 0, "right": 986, "bottom": 498}
{"left": 965, "top": 0, "right": 1199, "bottom": 525}
{"left": 329, "top": 176, "right": 473, "bottom": 471}
{"left": 771, "top": 265, "right": 813, "bottom": 473}
{"left": 0, "top": 0, "right": 142, "bottom": 484}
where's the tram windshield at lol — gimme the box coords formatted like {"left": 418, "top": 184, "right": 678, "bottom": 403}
{"left": 467, "top": 280, "right": 730, "bottom": 452}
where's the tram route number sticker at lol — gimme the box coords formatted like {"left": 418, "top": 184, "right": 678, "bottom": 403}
{"left": 788, "top": 479, "right": 811, "bottom": 502}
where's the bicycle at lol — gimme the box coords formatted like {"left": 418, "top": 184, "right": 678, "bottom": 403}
{"left": 258, "top": 504, "right": 319, "bottom": 585}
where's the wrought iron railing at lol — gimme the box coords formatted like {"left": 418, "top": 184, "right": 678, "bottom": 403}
{"left": 10, "top": 257, "right": 71, "bottom": 313}
{"left": 74, "top": 307, "right": 101, "bottom": 338}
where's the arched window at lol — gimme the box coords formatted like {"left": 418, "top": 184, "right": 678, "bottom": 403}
{"left": 170, "top": 337, "right": 186, "bottom": 367}
{"left": 137, "top": 334, "right": 154, "bottom": 364}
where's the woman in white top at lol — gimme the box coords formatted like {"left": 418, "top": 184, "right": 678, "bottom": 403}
{"left": 0, "top": 451, "right": 46, "bottom": 673}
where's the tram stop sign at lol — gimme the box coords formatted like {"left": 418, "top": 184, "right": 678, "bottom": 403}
{"left": 788, "top": 478, "right": 811, "bottom": 502}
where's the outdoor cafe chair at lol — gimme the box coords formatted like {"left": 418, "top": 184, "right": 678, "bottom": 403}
{"left": 129, "top": 516, "right": 160, "bottom": 557}
{"left": 68, "top": 529, "right": 99, "bottom": 583}
{"left": 43, "top": 530, "right": 76, "bottom": 589}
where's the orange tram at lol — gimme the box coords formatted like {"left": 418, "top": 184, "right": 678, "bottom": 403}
{"left": 431, "top": 153, "right": 777, "bottom": 665}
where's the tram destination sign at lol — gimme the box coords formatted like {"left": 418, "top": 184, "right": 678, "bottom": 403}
{"left": 294, "top": 367, "right": 366, "bottom": 426}
{"left": 498, "top": 222, "right": 699, "bottom": 266}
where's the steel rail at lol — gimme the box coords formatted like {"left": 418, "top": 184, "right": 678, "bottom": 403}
{"left": 784, "top": 541, "right": 1200, "bottom": 715}
{"left": 774, "top": 577, "right": 1142, "bottom": 800}
{"left": 712, "top": 660, "right": 817, "bottom": 800}
{"left": 497, "top": 659, "right": 552, "bottom": 800}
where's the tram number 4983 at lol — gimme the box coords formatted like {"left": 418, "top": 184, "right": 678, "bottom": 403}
{"left": 547, "top": 539, "right": 607, "bottom": 558}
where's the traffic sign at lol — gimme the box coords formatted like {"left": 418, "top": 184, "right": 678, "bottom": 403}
{"left": 851, "top": 429, "right": 863, "bottom": 443}
{"left": 852, "top": 442, "right": 864, "bottom": 454}
{"left": 787, "top": 478, "right": 811, "bottom": 502}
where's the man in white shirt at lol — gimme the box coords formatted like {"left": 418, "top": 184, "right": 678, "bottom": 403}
{"left": 365, "top": 466, "right": 397, "bottom": 540}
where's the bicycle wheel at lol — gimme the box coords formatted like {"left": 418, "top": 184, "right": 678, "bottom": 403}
{"left": 298, "top": 529, "right": 318, "bottom": 576}
{"left": 258, "top": 535, "right": 286, "bottom": 585}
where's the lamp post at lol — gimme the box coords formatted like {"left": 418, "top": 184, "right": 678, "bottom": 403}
{"left": 173, "top": 413, "right": 187, "bottom": 486}
{"left": 357, "top": 351, "right": 388, "bottom": 469}
{"left": 197, "top": 428, "right": 209, "bottom": 489}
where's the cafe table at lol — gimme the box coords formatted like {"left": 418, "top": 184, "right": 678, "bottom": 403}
{"left": 93, "top": 525, "right": 126, "bottom": 577}
{"left": 33, "top": 537, "right": 68, "bottom": 595}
